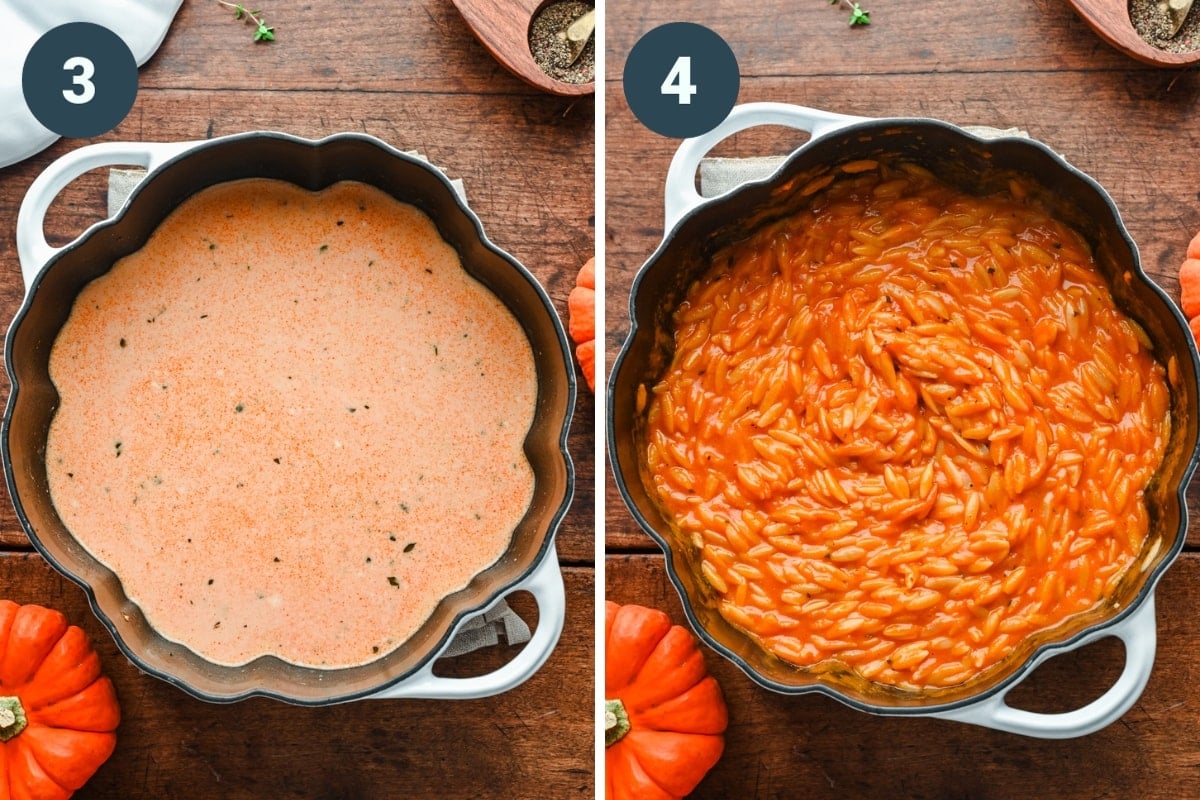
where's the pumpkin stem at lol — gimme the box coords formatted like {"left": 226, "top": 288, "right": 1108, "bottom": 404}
{"left": 604, "top": 698, "right": 631, "bottom": 748}
{"left": 0, "top": 696, "right": 27, "bottom": 741}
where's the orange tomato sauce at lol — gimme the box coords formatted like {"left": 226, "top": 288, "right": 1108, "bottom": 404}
{"left": 646, "top": 161, "right": 1170, "bottom": 690}
{"left": 46, "top": 179, "right": 537, "bottom": 669}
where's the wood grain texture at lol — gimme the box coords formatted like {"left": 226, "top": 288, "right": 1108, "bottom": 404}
{"left": 140, "top": 0, "right": 564, "bottom": 95}
{"left": 602, "top": 0, "right": 1199, "bottom": 76}
{"left": 0, "top": 552, "right": 593, "bottom": 800}
{"left": 607, "top": 553, "right": 1200, "bottom": 800}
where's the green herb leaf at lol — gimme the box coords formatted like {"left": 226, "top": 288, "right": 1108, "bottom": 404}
{"left": 217, "top": 0, "right": 277, "bottom": 42}
{"left": 828, "top": 0, "right": 871, "bottom": 26}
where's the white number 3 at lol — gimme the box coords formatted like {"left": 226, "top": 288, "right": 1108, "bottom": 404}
{"left": 660, "top": 56, "right": 698, "bottom": 105}
{"left": 62, "top": 56, "right": 96, "bottom": 105}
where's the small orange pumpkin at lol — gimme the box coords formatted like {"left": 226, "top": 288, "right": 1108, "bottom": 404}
{"left": 605, "top": 601, "right": 726, "bottom": 800}
{"left": 0, "top": 601, "right": 120, "bottom": 799}
{"left": 567, "top": 256, "right": 596, "bottom": 391}
{"left": 1179, "top": 231, "right": 1200, "bottom": 322}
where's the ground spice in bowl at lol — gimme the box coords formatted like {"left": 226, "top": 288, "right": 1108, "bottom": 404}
{"left": 1130, "top": 0, "right": 1200, "bottom": 52}
{"left": 528, "top": 0, "right": 594, "bottom": 84}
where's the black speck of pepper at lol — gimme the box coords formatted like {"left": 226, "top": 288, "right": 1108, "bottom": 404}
{"left": 208, "top": 242, "right": 217, "bottom": 250}
{"left": 400, "top": 503, "right": 410, "bottom": 512}
{"left": 365, "top": 556, "right": 372, "bottom": 563}
{"left": 372, "top": 646, "right": 380, "bottom": 653}
{"left": 235, "top": 404, "right": 244, "bottom": 413}
{"left": 403, "top": 542, "right": 416, "bottom": 553}
{"left": 67, "top": 472, "right": 74, "bottom": 478}
{"left": 213, "top": 621, "right": 221, "bottom": 629}
{"left": 424, "top": 268, "right": 433, "bottom": 274}
{"left": 200, "top": 314, "right": 208, "bottom": 319}
{"left": 273, "top": 457, "right": 281, "bottom": 464}
{"left": 114, "top": 442, "right": 122, "bottom": 457}
{"left": 348, "top": 407, "right": 356, "bottom": 413}
{"left": 207, "top": 578, "right": 214, "bottom": 585}
{"left": 337, "top": 220, "right": 344, "bottom": 226}
{"left": 433, "top": 344, "right": 439, "bottom": 356}
{"left": 119, "top": 338, "right": 127, "bottom": 348}
{"left": 387, "top": 576, "right": 399, "bottom": 587}
{"left": 319, "top": 244, "right": 329, "bottom": 253}
{"left": 273, "top": 556, "right": 280, "bottom": 562}
{"left": 388, "top": 534, "right": 396, "bottom": 541}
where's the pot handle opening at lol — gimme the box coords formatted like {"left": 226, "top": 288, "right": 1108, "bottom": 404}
{"left": 369, "top": 546, "right": 566, "bottom": 700}
{"left": 15, "top": 140, "right": 199, "bottom": 292}
{"left": 931, "top": 594, "right": 1157, "bottom": 738}
{"left": 662, "top": 102, "right": 869, "bottom": 230}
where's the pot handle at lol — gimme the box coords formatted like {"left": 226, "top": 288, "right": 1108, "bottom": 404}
{"left": 369, "top": 547, "right": 566, "bottom": 700}
{"left": 15, "top": 140, "right": 200, "bottom": 292}
{"left": 931, "top": 594, "right": 1157, "bottom": 738}
{"left": 663, "top": 102, "right": 870, "bottom": 230}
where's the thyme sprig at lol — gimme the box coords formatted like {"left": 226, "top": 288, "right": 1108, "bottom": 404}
{"left": 829, "top": 0, "right": 871, "bottom": 26}
{"left": 217, "top": 1, "right": 276, "bottom": 41}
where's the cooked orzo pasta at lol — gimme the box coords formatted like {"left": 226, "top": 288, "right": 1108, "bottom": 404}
{"left": 645, "top": 160, "right": 1170, "bottom": 691}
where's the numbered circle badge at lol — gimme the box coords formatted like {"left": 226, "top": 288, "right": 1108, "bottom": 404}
{"left": 623, "top": 22, "right": 740, "bottom": 139}
{"left": 22, "top": 23, "right": 139, "bottom": 139}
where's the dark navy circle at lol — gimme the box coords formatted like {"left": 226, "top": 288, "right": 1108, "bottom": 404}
{"left": 22, "top": 22, "right": 138, "bottom": 139}
{"left": 622, "top": 22, "right": 740, "bottom": 139}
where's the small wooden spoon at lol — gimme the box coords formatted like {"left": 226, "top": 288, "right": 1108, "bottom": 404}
{"left": 1065, "top": 0, "right": 1200, "bottom": 66}
{"left": 452, "top": 0, "right": 595, "bottom": 96}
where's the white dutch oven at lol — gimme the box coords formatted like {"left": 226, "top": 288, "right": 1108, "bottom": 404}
{"left": 608, "top": 103, "right": 1200, "bottom": 738}
{"left": 6, "top": 133, "right": 575, "bottom": 704}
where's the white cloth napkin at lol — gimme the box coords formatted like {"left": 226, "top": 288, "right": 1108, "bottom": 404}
{"left": 106, "top": 157, "right": 530, "bottom": 658}
{"left": 698, "top": 125, "right": 1030, "bottom": 198}
{"left": 0, "top": 0, "right": 184, "bottom": 168}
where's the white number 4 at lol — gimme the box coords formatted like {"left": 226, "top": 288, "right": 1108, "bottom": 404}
{"left": 62, "top": 56, "right": 96, "bottom": 105}
{"left": 661, "top": 56, "right": 697, "bottom": 105}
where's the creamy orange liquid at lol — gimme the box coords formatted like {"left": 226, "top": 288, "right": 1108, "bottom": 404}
{"left": 46, "top": 179, "right": 537, "bottom": 668}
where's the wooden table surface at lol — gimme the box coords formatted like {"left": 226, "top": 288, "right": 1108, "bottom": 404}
{"left": 0, "top": 2, "right": 594, "bottom": 798}
{"left": 606, "top": 2, "right": 1200, "bottom": 798}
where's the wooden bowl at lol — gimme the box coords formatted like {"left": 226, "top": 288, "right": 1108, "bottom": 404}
{"left": 1066, "top": 0, "right": 1200, "bottom": 66}
{"left": 453, "top": 0, "right": 594, "bottom": 96}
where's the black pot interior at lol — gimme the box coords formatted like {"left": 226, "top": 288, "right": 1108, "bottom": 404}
{"left": 4, "top": 133, "right": 575, "bottom": 704}
{"left": 609, "top": 119, "right": 1200, "bottom": 710}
